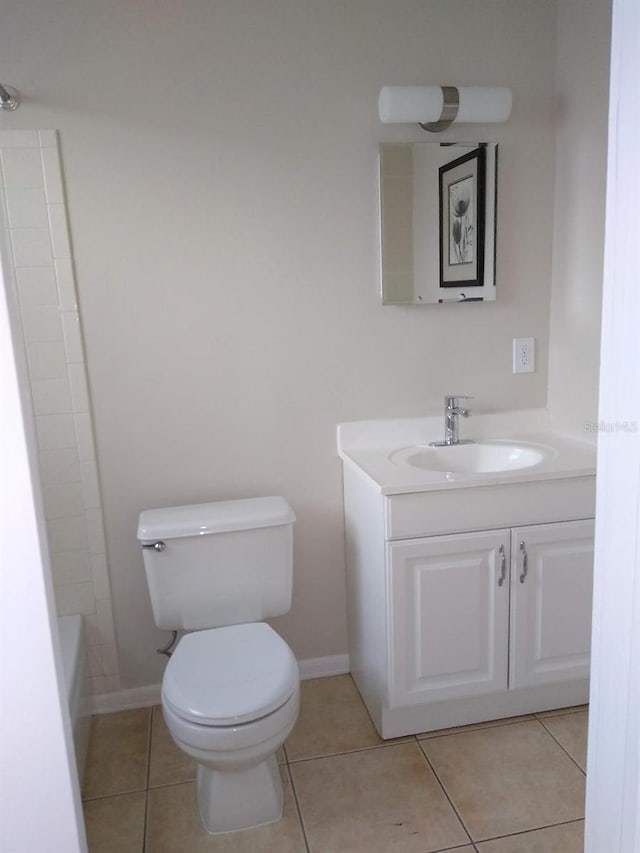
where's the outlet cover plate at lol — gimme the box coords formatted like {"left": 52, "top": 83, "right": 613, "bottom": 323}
{"left": 513, "top": 337, "right": 535, "bottom": 373}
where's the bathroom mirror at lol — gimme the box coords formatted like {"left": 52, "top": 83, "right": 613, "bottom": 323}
{"left": 379, "top": 142, "right": 497, "bottom": 305}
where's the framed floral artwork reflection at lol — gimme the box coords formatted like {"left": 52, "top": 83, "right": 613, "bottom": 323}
{"left": 438, "top": 146, "right": 486, "bottom": 289}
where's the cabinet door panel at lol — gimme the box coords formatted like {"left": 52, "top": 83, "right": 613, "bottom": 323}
{"left": 510, "top": 519, "right": 594, "bottom": 689}
{"left": 388, "top": 531, "right": 509, "bottom": 708}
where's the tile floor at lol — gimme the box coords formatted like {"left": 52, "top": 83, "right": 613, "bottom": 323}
{"left": 82, "top": 675, "right": 588, "bottom": 853}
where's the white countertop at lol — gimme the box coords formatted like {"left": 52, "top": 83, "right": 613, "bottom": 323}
{"left": 337, "top": 409, "right": 597, "bottom": 495}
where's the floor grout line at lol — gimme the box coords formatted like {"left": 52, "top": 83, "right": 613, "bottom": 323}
{"left": 141, "top": 789, "right": 150, "bottom": 853}
{"left": 533, "top": 705, "right": 588, "bottom": 721}
{"left": 415, "top": 739, "right": 475, "bottom": 848}
{"left": 144, "top": 774, "right": 196, "bottom": 792}
{"left": 430, "top": 843, "right": 478, "bottom": 852}
{"left": 286, "top": 737, "right": 418, "bottom": 764}
{"left": 145, "top": 778, "right": 193, "bottom": 791}
{"left": 145, "top": 707, "right": 153, "bottom": 787}
{"left": 536, "top": 716, "right": 587, "bottom": 777}
{"left": 82, "top": 785, "right": 148, "bottom": 802}
{"left": 141, "top": 706, "right": 153, "bottom": 853}
{"left": 417, "top": 715, "right": 537, "bottom": 741}
{"left": 286, "top": 763, "right": 312, "bottom": 853}
{"left": 475, "top": 816, "right": 585, "bottom": 844}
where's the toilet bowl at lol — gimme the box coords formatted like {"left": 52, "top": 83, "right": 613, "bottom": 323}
{"left": 138, "top": 496, "right": 299, "bottom": 834}
{"left": 160, "top": 621, "right": 299, "bottom": 834}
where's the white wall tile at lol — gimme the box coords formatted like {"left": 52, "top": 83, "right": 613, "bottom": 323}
{"left": 5, "top": 187, "right": 48, "bottom": 228}
{"left": 10, "top": 227, "right": 53, "bottom": 266}
{"left": 38, "top": 131, "right": 57, "bottom": 147}
{"left": 40, "top": 147, "right": 65, "bottom": 204}
{"left": 51, "top": 550, "right": 92, "bottom": 585}
{"left": 2, "top": 133, "right": 117, "bottom": 697}
{"left": 74, "top": 413, "right": 96, "bottom": 461}
{"left": 35, "top": 414, "right": 76, "bottom": 451}
{"left": 86, "top": 508, "right": 107, "bottom": 555}
{"left": 68, "top": 363, "right": 89, "bottom": 412}
{"left": 39, "top": 448, "right": 81, "bottom": 486}
{"left": 80, "top": 460, "right": 101, "bottom": 509}
{"left": 16, "top": 267, "right": 58, "bottom": 306}
{"left": 54, "top": 581, "right": 96, "bottom": 616}
{"left": 0, "top": 148, "right": 44, "bottom": 187}
{"left": 48, "top": 516, "right": 89, "bottom": 553}
{"left": 83, "top": 614, "right": 100, "bottom": 646}
{"left": 91, "top": 554, "right": 111, "bottom": 600}
{"left": 47, "top": 204, "right": 72, "bottom": 259}
{"left": 43, "top": 483, "right": 85, "bottom": 520}
{"left": 26, "top": 341, "right": 67, "bottom": 380}
{"left": 54, "top": 258, "right": 77, "bottom": 310}
{"left": 96, "top": 599, "right": 116, "bottom": 645}
{"left": 0, "top": 130, "right": 40, "bottom": 148}
{"left": 100, "top": 643, "right": 120, "bottom": 676}
{"left": 20, "top": 304, "right": 62, "bottom": 342}
{"left": 61, "top": 311, "right": 83, "bottom": 363}
{"left": 87, "top": 644, "right": 104, "bottom": 677}
{"left": 31, "top": 377, "right": 73, "bottom": 416}
{"left": 103, "top": 675, "right": 121, "bottom": 692}
{"left": 89, "top": 676, "right": 107, "bottom": 694}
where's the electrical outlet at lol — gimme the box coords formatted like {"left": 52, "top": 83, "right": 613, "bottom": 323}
{"left": 513, "top": 337, "right": 535, "bottom": 374}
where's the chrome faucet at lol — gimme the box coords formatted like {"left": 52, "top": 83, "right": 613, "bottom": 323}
{"left": 430, "top": 395, "right": 474, "bottom": 447}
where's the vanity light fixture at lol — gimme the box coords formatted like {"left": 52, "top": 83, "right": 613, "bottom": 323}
{"left": 378, "top": 86, "right": 512, "bottom": 132}
{"left": 0, "top": 83, "right": 20, "bottom": 111}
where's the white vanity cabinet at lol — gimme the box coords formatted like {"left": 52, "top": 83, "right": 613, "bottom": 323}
{"left": 388, "top": 520, "right": 594, "bottom": 711}
{"left": 389, "top": 530, "right": 510, "bottom": 708}
{"left": 342, "top": 464, "right": 597, "bottom": 738}
{"left": 508, "top": 520, "right": 594, "bottom": 690}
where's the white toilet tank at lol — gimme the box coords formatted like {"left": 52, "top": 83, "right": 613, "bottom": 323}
{"left": 137, "top": 496, "right": 296, "bottom": 630}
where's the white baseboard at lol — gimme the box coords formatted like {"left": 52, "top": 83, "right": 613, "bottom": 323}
{"left": 297, "top": 653, "right": 350, "bottom": 680}
{"left": 91, "top": 683, "right": 161, "bottom": 715}
{"left": 90, "top": 653, "right": 351, "bottom": 715}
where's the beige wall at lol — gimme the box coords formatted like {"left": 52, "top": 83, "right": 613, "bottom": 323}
{"left": 548, "top": 0, "right": 611, "bottom": 434}
{"left": 0, "top": 0, "right": 559, "bottom": 688}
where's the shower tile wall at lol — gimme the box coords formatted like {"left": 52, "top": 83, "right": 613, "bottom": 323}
{"left": 0, "top": 129, "right": 119, "bottom": 694}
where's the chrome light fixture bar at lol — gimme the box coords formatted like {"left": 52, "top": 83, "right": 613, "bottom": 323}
{"left": 378, "top": 85, "right": 512, "bottom": 132}
{"left": 0, "top": 83, "right": 20, "bottom": 111}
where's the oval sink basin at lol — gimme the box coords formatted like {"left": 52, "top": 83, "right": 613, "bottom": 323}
{"left": 390, "top": 440, "right": 551, "bottom": 475}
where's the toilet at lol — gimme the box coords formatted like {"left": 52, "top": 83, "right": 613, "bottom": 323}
{"left": 137, "top": 496, "right": 299, "bottom": 835}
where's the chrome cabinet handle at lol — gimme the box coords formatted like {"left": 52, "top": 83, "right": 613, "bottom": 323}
{"left": 519, "top": 540, "right": 528, "bottom": 583}
{"left": 498, "top": 544, "right": 506, "bottom": 587}
{"left": 140, "top": 541, "right": 166, "bottom": 552}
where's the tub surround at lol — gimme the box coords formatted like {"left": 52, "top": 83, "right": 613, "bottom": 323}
{"left": 0, "top": 129, "right": 119, "bottom": 694}
{"left": 57, "top": 614, "right": 90, "bottom": 786}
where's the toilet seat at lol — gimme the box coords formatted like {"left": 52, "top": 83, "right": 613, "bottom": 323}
{"left": 162, "top": 622, "right": 298, "bottom": 726}
{"left": 163, "top": 686, "right": 299, "bottom": 757}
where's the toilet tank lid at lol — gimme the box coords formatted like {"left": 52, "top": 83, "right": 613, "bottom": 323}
{"left": 137, "top": 496, "right": 295, "bottom": 541}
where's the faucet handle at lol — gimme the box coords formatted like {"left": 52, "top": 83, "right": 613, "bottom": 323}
{"left": 445, "top": 394, "right": 473, "bottom": 408}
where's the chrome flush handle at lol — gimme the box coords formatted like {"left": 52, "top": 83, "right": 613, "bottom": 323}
{"left": 519, "top": 541, "right": 528, "bottom": 583}
{"left": 498, "top": 544, "right": 506, "bottom": 587}
{"left": 140, "top": 541, "right": 166, "bottom": 552}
